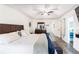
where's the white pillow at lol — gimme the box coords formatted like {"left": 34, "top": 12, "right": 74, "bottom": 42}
{"left": 0, "top": 32, "right": 20, "bottom": 44}
{"left": 20, "top": 30, "right": 28, "bottom": 36}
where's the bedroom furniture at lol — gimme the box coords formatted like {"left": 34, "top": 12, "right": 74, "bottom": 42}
{"left": 35, "top": 29, "right": 46, "bottom": 34}
{"left": 35, "top": 22, "right": 46, "bottom": 34}
{"left": 0, "top": 23, "right": 49, "bottom": 54}
{"left": 0, "top": 23, "right": 24, "bottom": 34}
{"left": 0, "top": 34, "right": 48, "bottom": 54}
{"left": 75, "top": 34, "right": 79, "bottom": 38}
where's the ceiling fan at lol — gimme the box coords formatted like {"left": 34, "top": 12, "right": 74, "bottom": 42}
{"left": 33, "top": 4, "right": 58, "bottom": 15}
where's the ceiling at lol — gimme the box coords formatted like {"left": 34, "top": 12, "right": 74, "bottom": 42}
{"left": 6, "top": 4, "right": 77, "bottom": 19}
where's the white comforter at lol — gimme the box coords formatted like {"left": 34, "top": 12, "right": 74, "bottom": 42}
{"left": 0, "top": 34, "right": 48, "bottom": 54}
{"left": 33, "top": 34, "right": 48, "bottom": 54}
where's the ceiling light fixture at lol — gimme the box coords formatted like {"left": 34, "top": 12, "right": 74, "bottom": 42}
{"left": 40, "top": 5, "right": 58, "bottom": 15}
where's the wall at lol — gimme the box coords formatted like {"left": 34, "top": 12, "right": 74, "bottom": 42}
{"left": 59, "top": 9, "right": 79, "bottom": 51}
{"left": 59, "top": 10, "right": 77, "bottom": 43}
{"left": 0, "top": 5, "right": 31, "bottom": 34}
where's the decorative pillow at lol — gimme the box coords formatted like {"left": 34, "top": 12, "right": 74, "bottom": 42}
{"left": 17, "top": 31, "right": 22, "bottom": 37}
{"left": 20, "top": 30, "right": 28, "bottom": 36}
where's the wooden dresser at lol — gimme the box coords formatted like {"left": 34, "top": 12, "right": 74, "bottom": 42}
{"left": 35, "top": 29, "right": 46, "bottom": 34}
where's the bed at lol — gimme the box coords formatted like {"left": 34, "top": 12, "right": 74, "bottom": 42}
{"left": 0, "top": 33, "right": 48, "bottom": 54}
{"left": 0, "top": 23, "right": 48, "bottom": 54}
{"left": 0, "top": 34, "right": 44, "bottom": 54}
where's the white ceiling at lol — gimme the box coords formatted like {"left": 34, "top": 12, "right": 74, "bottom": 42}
{"left": 6, "top": 4, "right": 77, "bottom": 19}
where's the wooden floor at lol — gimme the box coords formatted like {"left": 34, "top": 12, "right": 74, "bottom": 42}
{"left": 51, "top": 36, "right": 79, "bottom": 54}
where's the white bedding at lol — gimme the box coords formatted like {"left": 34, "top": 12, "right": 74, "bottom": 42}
{"left": 0, "top": 34, "right": 48, "bottom": 54}
{"left": 33, "top": 34, "right": 48, "bottom": 54}
{"left": 0, "top": 44, "right": 33, "bottom": 54}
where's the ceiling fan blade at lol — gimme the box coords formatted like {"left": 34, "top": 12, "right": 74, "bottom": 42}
{"left": 48, "top": 11, "right": 54, "bottom": 13}
{"left": 51, "top": 8, "right": 58, "bottom": 10}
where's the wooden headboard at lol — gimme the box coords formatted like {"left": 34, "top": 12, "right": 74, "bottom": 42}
{"left": 0, "top": 23, "right": 24, "bottom": 34}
